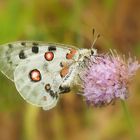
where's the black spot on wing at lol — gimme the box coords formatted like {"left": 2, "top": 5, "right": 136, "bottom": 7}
{"left": 21, "top": 42, "right": 26, "bottom": 46}
{"left": 6, "top": 55, "right": 13, "bottom": 65}
{"left": 8, "top": 44, "right": 13, "bottom": 49}
{"left": 32, "top": 46, "right": 39, "bottom": 53}
{"left": 48, "top": 45, "right": 56, "bottom": 51}
{"left": 19, "top": 50, "right": 26, "bottom": 59}
{"left": 32, "top": 42, "right": 39, "bottom": 46}
{"left": 49, "top": 90, "right": 58, "bottom": 98}
{"left": 9, "top": 61, "right": 12, "bottom": 64}
{"left": 60, "top": 62, "right": 63, "bottom": 67}
{"left": 32, "top": 42, "right": 39, "bottom": 54}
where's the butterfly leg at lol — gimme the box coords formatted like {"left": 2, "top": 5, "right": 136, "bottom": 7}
{"left": 49, "top": 90, "right": 58, "bottom": 98}
{"left": 59, "top": 85, "right": 71, "bottom": 94}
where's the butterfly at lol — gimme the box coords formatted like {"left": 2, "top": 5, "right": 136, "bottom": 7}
{"left": 0, "top": 32, "right": 99, "bottom": 110}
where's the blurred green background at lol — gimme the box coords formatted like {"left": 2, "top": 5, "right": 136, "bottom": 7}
{"left": 0, "top": 0, "right": 140, "bottom": 140}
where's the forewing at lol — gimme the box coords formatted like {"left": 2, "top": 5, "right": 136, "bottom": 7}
{"left": 0, "top": 41, "right": 79, "bottom": 110}
{"left": 0, "top": 42, "right": 41, "bottom": 80}
{"left": 0, "top": 41, "right": 76, "bottom": 81}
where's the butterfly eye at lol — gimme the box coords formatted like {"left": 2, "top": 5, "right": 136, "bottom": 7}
{"left": 91, "top": 49, "right": 97, "bottom": 55}
{"left": 44, "top": 52, "right": 54, "bottom": 61}
{"left": 29, "top": 69, "right": 41, "bottom": 82}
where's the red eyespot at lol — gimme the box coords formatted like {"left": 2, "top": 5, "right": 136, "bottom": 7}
{"left": 29, "top": 69, "right": 41, "bottom": 82}
{"left": 66, "top": 49, "right": 77, "bottom": 59}
{"left": 60, "top": 67, "right": 69, "bottom": 78}
{"left": 45, "top": 84, "right": 51, "bottom": 91}
{"left": 44, "top": 52, "right": 54, "bottom": 61}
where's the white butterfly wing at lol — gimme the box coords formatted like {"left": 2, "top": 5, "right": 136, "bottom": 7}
{"left": 0, "top": 41, "right": 78, "bottom": 110}
{"left": 0, "top": 41, "right": 76, "bottom": 81}
{"left": 0, "top": 42, "right": 41, "bottom": 80}
{"left": 14, "top": 57, "right": 61, "bottom": 110}
{"left": 0, "top": 43, "right": 21, "bottom": 80}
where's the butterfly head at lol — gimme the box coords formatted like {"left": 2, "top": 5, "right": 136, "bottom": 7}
{"left": 78, "top": 48, "right": 97, "bottom": 62}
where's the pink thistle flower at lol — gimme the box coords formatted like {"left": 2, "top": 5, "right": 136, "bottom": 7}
{"left": 80, "top": 51, "right": 140, "bottom": 107}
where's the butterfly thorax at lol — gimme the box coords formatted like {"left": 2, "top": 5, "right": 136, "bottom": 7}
{"left": 75, "top": 48, "right": 97, "bottom": 65}
{"left": 60, "top": 48, "right": 97, "bottom": 87}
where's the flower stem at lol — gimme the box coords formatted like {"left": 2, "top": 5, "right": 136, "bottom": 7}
{"left": 121, "top": 100, "right": 137, "bottom": 140}
{"left": 23, "top": 104, "right": 39, "bottom": 140}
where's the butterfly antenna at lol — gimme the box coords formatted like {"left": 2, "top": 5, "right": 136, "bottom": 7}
{"left": 92, "top": 28, "right": 95, "bottom": 38}
{"left": 91, "top": 29, "right": 100, "bottom": 49}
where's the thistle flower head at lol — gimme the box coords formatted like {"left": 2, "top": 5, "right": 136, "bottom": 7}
{"left": 81, "top": 51, "right": 140, "bottom": 107}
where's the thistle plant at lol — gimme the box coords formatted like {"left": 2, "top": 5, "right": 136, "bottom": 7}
{"left": 80, "top": 50, "right": 140, "bottom": 107}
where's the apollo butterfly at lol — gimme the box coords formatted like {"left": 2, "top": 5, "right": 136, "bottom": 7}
{"left": 0, "top": 30, "right": 99, "bottom": 110}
